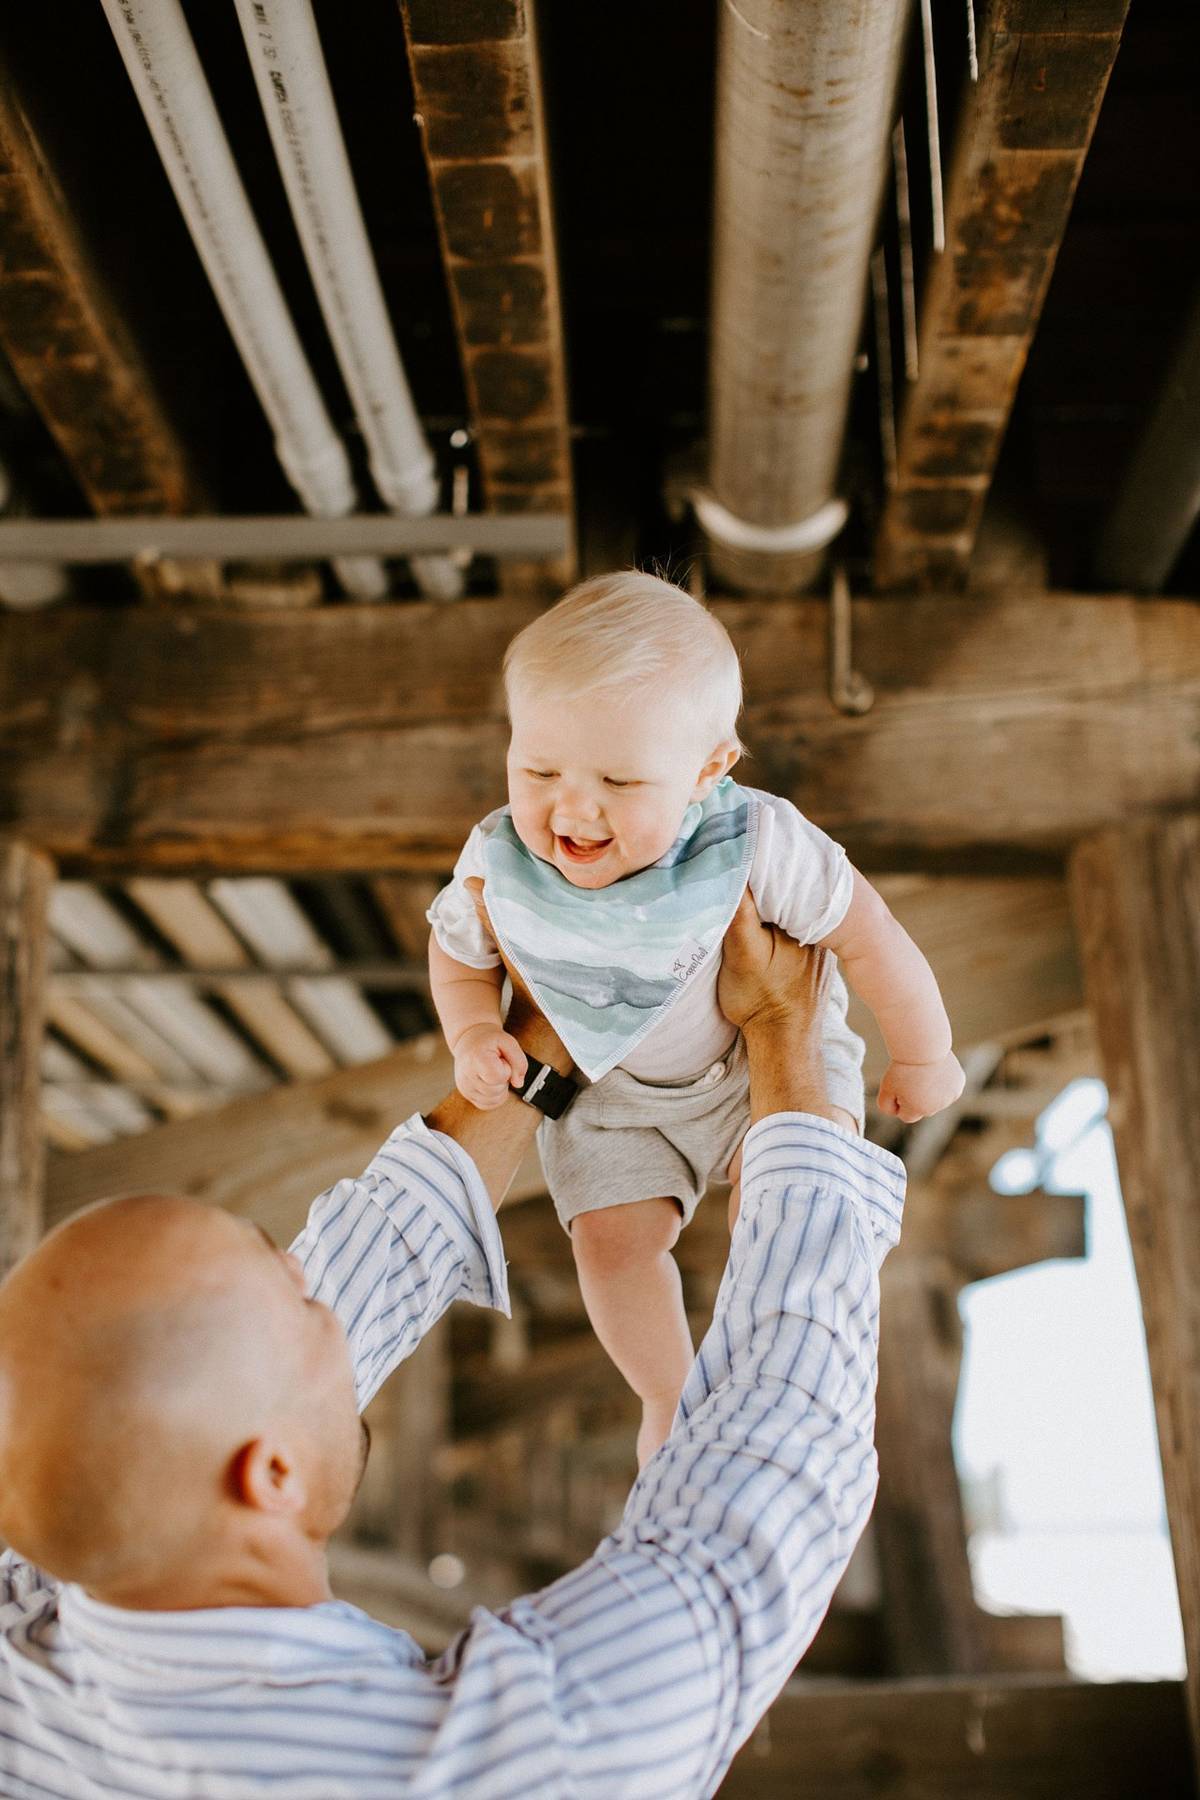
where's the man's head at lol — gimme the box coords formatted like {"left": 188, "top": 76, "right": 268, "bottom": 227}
{"left": 502, "top": 571, "right": 744, "bottom": 889}
{"left": 0, "top": 1195, "right": 366, "bottom": 1608}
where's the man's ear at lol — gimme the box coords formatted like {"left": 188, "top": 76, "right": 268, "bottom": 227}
{"left": 692, "top": 740, "right": 741, "bottom": 800}
{"left": 229, "top": 1438, "right": 307, "bottom": 1516}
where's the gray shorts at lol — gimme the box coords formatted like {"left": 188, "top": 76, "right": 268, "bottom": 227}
{"left": 540, "top": 1030, "right": 865, "bottom": 1230}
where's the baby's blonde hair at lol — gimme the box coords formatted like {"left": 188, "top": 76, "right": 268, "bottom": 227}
{"left": 503, "top": 571, "right": 744, "bottom": 752}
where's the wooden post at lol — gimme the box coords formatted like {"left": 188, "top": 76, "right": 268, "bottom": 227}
{"left": 1071, "top": 816, "right": 1200, "bottom": 1761}
{"left": 0, "top": 841, "right": 52, "bottom": 1276}
{"left": 874, "top": 1257, "right": 988, "bottom": 1675}
{"left": 354, "top": 1321, "right": 450, "bottom": 1564}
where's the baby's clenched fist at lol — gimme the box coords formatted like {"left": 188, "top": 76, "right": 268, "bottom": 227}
{"left": 877, "top": 1050, "right": 965, "bottom": 1124}
{"left": 453, "top": 1023, "right": 528, "bottom": 1111}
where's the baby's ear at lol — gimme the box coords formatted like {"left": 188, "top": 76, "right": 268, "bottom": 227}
{"left": 694, "top": 740, "right": 741, "bottom": 797}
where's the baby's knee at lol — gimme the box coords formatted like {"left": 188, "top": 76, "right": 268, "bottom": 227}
{"left": 571, "top": 1198, "right": 682, "bottom": 1273}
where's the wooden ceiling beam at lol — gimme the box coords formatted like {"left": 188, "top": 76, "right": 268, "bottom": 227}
{"left": 4, "top": 592, "right": 1200, "bottom": 871}
{"left": 722, "top": 1673, "right": 1191, "bottom": 1799}
{"left": 43, "top": 1036, "right": 544, "bottom": 1242}
{"left": 0, "top": 68, "right": 204, "bottom": 519}
{"left": 1, "top": 840, "right": 52, "bottom": 1275}
{"left": 1072, "top": 816, "right": 1200, "bottom": 1761}
{"left": 399, "top": 0, "right": 574, "bottom": 591}
{"left": 874, "top": 1, "right": 1130, "bottom": 589}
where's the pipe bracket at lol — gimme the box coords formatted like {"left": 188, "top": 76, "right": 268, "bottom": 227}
{"left": 692, "top": 491, "right": 849, "bottom": 557}
{"left": 829, "top": 563, "right": 875, "bottom": 717}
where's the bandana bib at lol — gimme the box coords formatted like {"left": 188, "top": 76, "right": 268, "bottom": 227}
{"left": 482, "top": 778, "right": 759, "bottom": 1080}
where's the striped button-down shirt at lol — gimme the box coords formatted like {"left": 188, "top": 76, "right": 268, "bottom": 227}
{"left": 0, "top": 1111, "right": 904, "bottom": 1799}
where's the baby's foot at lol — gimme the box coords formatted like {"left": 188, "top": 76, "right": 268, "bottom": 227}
{"left": 636, "top": 1394, "right": 679, "bottom": 1470}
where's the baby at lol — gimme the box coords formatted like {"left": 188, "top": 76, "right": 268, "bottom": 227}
{"left": 428, "top": 572, "right": 964, "bottom": 1466}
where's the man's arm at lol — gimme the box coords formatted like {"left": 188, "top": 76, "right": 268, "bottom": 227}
{"left": 438, "top": 897, "right": 905, "bottom": 1796}
{"left": 291, "top": 948, "right": 574, "bottom": 1410}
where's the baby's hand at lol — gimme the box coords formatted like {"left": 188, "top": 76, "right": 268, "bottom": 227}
{"left": 877, "top": 1051, "right": 965, "bottom": 1123}
{"left": 453, "top": 1024, "right": 528, "bottom": 1111}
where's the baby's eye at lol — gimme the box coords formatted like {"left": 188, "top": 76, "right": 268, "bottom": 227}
{"left": 604, "top": 778, "right": 633, "bottom": 789}
{"left": 526, "top": 769, "right": 556, "bottom": 781}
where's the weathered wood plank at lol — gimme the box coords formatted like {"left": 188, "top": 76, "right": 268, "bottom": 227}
{"left": 1071, "top": 817, "right": 1200, "bottom": 1759}
{"left": 721, "top": 1674, "right": 1193, "bottom": 1799}
{"left": 0, "top": 65, "right": 203, "bottom": 518}
{"left": 854, "top": 877, "right": 1080, "bottom": 1080}
{"left": 400, "top": 0, "right": 574, "bottom": 589}
{"left": 874, "top": 2, "right": 1129, "bottom": 589}
{"left": 874, "top": 1258, "right": 988, "bottom": 1675}
{"left": 354, "top": 1321, "right": 450, "bottom": 1562}
{"left": 44, "top": 1036, "right": 544, "bottom": 1243}
{"left": 0, "top": 841, "right": 52, "bottom": 1276}
{"left": 3, "top": 593, "right": 1200, "bottom": 871}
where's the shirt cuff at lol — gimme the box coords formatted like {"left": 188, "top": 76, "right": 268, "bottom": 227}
{"left": 739, "top": 1111, "right": 906, "bottom": 1251}
{"left": 371, "top": 1113, "right": 512, "bottom": 1316}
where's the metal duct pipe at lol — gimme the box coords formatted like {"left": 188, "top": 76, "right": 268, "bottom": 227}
{"left": 99, "top": 0, "right": 387, "bottom": 600}
{"left": 232, "top": 0, "right": 462, "bottom": 602}
{"left": 703, "top": 0, "right": 911, "bottom": 592}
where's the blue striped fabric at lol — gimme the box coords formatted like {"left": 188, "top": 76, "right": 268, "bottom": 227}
{"left": 0, "top": 1112, "right": 903, "bottom": 1799}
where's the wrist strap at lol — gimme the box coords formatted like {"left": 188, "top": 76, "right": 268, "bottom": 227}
{"left": 515, "top": 1056, "right": 577, "bottom": 1120}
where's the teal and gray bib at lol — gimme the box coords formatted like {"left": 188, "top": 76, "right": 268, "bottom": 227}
{"left": 482, "top": 777, "right": 758, "bottom": 1080}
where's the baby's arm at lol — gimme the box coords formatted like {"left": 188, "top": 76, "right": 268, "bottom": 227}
{"left": 819, "top": 870, "right": 964, "bottom": 1122}
{"left": 429, "top": 934, "right": 528, "bottom": 1111}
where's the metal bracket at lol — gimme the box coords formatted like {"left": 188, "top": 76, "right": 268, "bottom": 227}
{"left": 829, "top": 564, "right": 875, "bottom": 716}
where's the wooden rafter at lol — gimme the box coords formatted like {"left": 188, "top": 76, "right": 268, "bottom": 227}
{"left": 1, "top": 840, "right": 52, "bottom": 1275}
{"left": 1071, "top": 817, "right": 1200, "bottom": 1761}
{"left": 722, "top": 1673, "right": 1191, "bottom": 1799}
{"left": 4, "top": 594, "right": 1200, "bottom": 871}
{"left": 874, "top": 0, "right": 1130, "bottom": 589}
{"left": 43, "top": 1037, "right": 544, "bottom": 1241}
{"left": 0, "top": 66, "right": 203, "bottom": 518}
{"left": 399, "top": 0, "right": 574, "bottom": 589}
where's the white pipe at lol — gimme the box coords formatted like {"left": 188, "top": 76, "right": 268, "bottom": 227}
{"left": 98, "top": 0, "right": 387, "bottom": 599}
{"left": 233, "top": 0, "right": 462, "bottom": 601}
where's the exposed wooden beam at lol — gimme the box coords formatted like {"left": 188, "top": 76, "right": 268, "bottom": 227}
{"left": 1071, "top": 817, "right": 1200, "bottom": 1760}
{"left": 5, "top": 593, "right": 1200, "bottom": 871}
{"left": 722, "top": 1674, "right": 1191, "bottom": 1799}
{"left": 354, "top": 1321, "right": 450, "bottom": 1563}
{"left": 0, "top": 841, "right": 52, "bottom": 1275}
{"left": 874, "top": 1258, "right": 988, "bottom": 1676}
{"left": 874, "top": 1, "right": 1130, "bottom": 589}
{"left": 44, "top": 1037, "right": 544, "bottom": 1243}
{"left": 399, "top": 0, "right": 574, "bottom": 591}
{"left": 854, "top": 881, "right": 1079, "bottom": 1080}
{"left": 0, "top": 67, "right": 204, "bottom": 518}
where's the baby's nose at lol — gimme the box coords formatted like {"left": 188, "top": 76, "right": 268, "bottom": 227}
{"left": 553, "top": 785, "right": 601, "bottom": 823}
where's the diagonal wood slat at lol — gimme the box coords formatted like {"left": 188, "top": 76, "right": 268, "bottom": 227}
{"left": 400, "top": 0, "right": 574, "bottom": 590}
{"left": 874, "top": 0, "right": 1130, "bottom": 589}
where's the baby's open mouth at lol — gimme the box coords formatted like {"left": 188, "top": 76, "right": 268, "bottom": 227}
{"left": 557, "top": 834, "right": 612, "bottom": 863}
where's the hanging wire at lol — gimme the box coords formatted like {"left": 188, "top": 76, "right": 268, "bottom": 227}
{"left": 919, "top": 0, "right": 946, "bottom": 252}
{"left": 965, "top": 0, "right": 979, "bottom": 81}
{"left": 869, "top": 246, "right": 898, "bottom": 491}
{"left": 892, "top": 120, "right": 920, "bottom": 380}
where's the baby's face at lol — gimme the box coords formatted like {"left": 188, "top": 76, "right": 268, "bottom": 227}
{"left": 506, "top": 687, "right": 731, "bottom": 889}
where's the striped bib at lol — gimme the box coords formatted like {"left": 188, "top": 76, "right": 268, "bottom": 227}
{"left": 482, "top": 777, "right": 759, "bottom": 1080}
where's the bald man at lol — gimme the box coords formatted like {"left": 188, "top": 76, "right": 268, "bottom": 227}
{"left": 0, "top": 898, "right": 905, "bottom": 1799}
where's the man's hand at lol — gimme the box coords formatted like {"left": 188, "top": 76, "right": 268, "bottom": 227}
{"left": 718, "top": 892, "right": 833, "bottom": 1034}
{"left": 453, "top": 1022, "right": 528, "bottom": 1110}
{"left": 877, "top": 1050, "right": 965, "bottom": 1123}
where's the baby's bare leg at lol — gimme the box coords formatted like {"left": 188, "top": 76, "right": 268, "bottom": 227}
{"left": 571, "top": 1199, "right": 694, "bottom": 1469}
